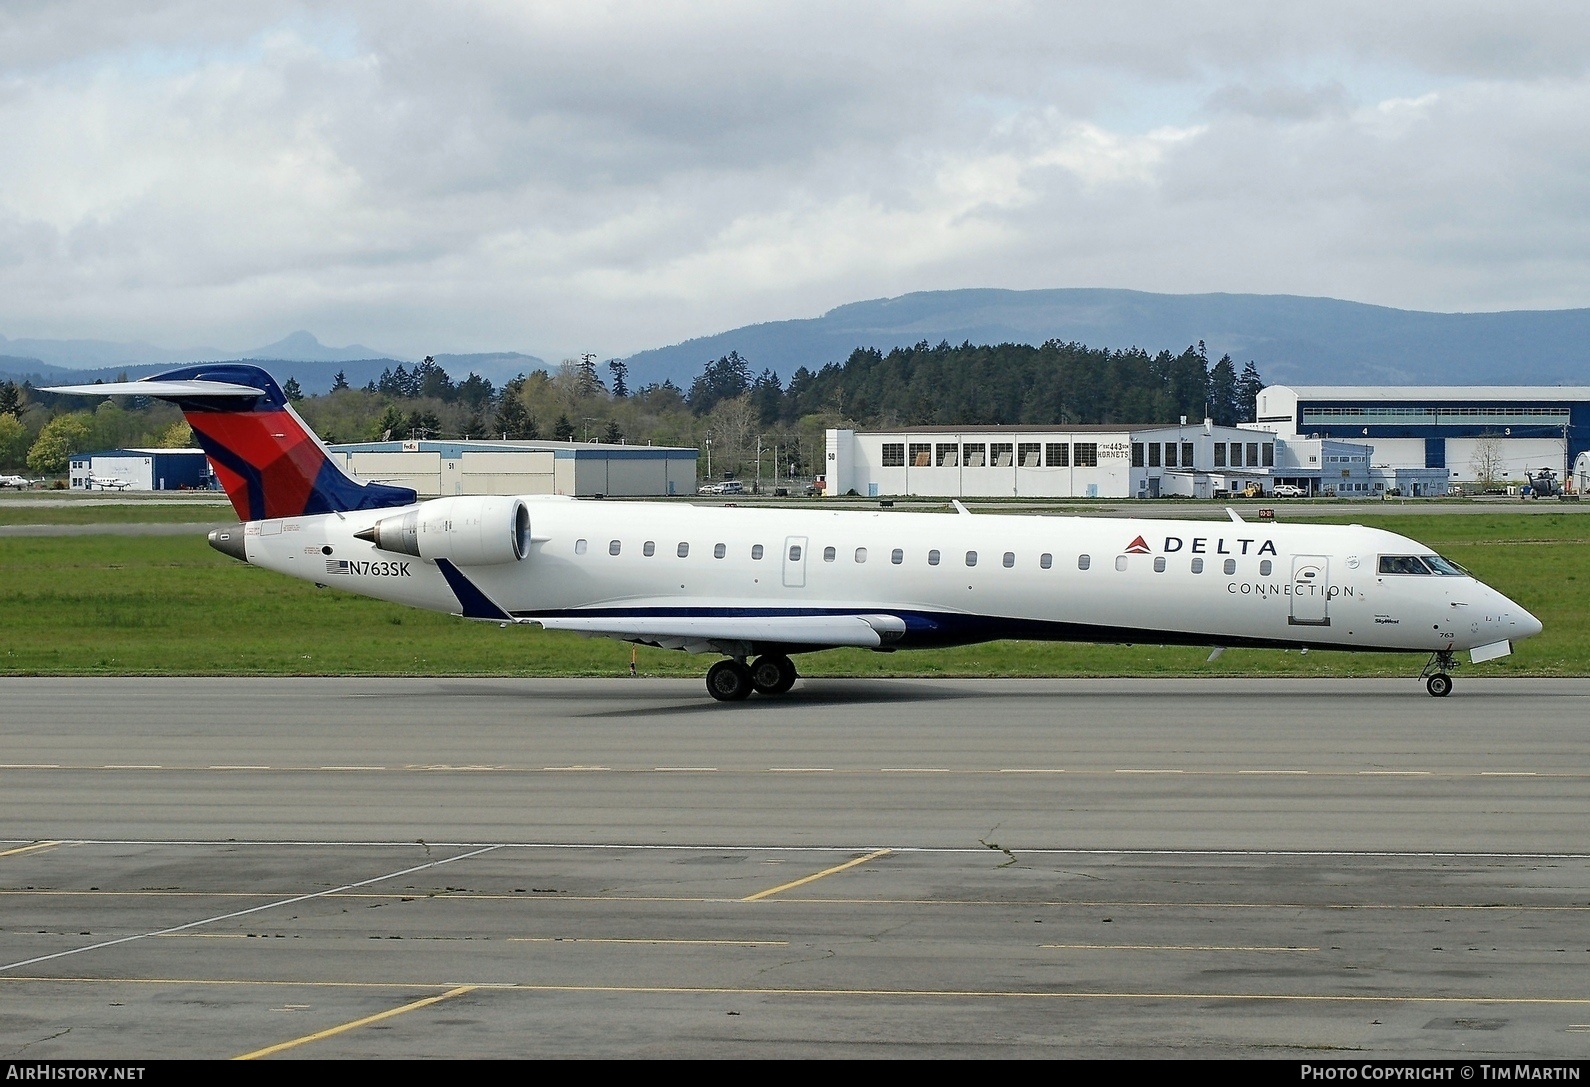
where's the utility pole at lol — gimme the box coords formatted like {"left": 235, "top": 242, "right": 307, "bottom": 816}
{"left": 756, "top": 435, "right": 762, "bottom": 494}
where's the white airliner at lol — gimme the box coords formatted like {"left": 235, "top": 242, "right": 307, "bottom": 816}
{"left": 45, "top": 365, "right": 1543, "bottom": 702}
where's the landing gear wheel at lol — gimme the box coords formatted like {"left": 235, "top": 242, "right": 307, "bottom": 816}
{"left": 1426, "top": 673, "right": 1453, "bottom": 698}
{"left": 749, "top": 654, "right": 797, "bottom": 695}
{"left": 706, "top": 659, "right": 754, "bottom": 702}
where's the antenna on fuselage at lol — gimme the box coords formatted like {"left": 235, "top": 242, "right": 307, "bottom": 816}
{"left": 952, "top": 500, "right": 972, "bottom": 515}
{"left": 1226, "top": 507, "right": 1244, "bottom": 522}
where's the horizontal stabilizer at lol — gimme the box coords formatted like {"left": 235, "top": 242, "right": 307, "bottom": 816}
{"left": 42, "top": 378, "right": 268, "bottom": 398}
{"left": 535, "top": 612, "right": 907, "bottom": 648}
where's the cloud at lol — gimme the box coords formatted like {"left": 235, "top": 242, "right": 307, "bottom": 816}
{"left": 3, "top": 1, "right": 1590, "bottom": 358}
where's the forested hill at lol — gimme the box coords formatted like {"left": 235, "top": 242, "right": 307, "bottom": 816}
{"left": 781, "top": 340, "right": 1261, "bottom": 428}
{"left": 620, "top": 287, "right": 1590, "bottom": 391}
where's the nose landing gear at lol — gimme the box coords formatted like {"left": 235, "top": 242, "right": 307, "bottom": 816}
{"left": 1421, "top": 650, "right": 1457, "bottom": 697}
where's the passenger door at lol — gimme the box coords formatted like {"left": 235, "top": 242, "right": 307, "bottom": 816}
{"left": 1289, "top": 555, "right": 1330, "bottom": 626}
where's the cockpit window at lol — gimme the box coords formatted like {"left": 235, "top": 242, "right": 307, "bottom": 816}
{"left": 1378, "top": 555, "right": 1432, "bottom": 575}
{"left": 1423, "top": 554, "right": 1469, "bottom": 576}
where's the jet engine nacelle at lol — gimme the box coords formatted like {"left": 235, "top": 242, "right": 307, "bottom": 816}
{"left": 357, "top": 495, "right": 530, "bottom": 565}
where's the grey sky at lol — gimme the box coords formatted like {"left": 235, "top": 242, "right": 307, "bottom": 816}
{"left": 2, "top": 1, "right": 1588, "bottom": 362}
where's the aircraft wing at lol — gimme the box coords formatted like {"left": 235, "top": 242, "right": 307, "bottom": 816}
{"left": 533, "top": 612, "right": 908, "bottom": 653}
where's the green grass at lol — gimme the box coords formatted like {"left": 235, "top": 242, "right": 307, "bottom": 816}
{"left": 0, "top": 503, "right": 232, "bottom": 526}
{"left": 1, "top": 512, "right": 1585, "bottom": 678}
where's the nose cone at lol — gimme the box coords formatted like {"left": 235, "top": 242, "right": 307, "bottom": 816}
{"left": 1516, "top": 606, "right": 1544, "bottom": 641}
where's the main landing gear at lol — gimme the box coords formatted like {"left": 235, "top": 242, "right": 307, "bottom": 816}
{"left": 1421, "top": 650, "right": 1457, "bottom": 697}
{"left": 706, "top": 654, "right": 798, "bottom": 702}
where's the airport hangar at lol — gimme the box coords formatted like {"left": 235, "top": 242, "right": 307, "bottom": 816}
{"left": 1254, "top": 385, "right": 1590, "bottom": 493}
{"left": 68, "top": 448, "right": 214, "bottom": 492}
{"left": 326, "top": 438, "right": 698, "bottom": 498}
{"left": 64, "top": 440, "right": 698, "bottom": 498}
{"left": 821, "top": 422, "right": 1446, "bottom": 500}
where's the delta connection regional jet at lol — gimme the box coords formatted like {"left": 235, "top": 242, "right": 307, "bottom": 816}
{"left": 47, "top": 364, "right": 1542, "bottom": 702}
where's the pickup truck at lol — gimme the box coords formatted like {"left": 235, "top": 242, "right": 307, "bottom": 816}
{"left": 1271, "top": 484, "right": 1306, "bottom": 497}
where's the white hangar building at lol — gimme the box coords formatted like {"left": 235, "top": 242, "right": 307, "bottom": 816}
{"left": 328, "top": 438, "right": 698, "bottom": 499}
{"left": 822, "top": 422, "right": 1449, "bottom": 500}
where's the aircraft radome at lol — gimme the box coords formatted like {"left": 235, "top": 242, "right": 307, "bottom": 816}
{"left": 46, "top": 365, "right": 1543, "bottom": 702}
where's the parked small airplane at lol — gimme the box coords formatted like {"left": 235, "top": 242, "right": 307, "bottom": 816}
{"left": 46, "top": 364, "right": 1543, "bottom": 701}
{"left": 86, "top": 475, "right": 134, "bottom": 491}
{"left": 0, "top": 473, "right": 34, "bottom": 489}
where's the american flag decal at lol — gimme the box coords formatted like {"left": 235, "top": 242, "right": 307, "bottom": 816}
{"left": 326, "top": 559, "right": 350, "bottom": 574}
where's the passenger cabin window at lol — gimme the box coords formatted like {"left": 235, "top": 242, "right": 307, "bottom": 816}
{"left": 644, "top": 541, "right": 655, "bottom": 557}
{"left": 1379, "top": 555, "right": 1432, "bottom": 575}
{"left": 609, "top": 540, "right": 621, "bottom": 556}
{"left": 1002, "top": 552, "right": 1015, "bottom": 568}
{"left": 751, "top": 544, "right": 764, "bottom": 560}
{"left": 574, "top": 538, "right": 588, "bottom": 555}
{"left": 1224, "top": 558, "right": 1237, "bottom": 575}
{"left": 928, "top": 549, "right": 941, "bottom": 566}
{"left": 1040, "top": 553, "right": 1053, "bottom": 569}
{"left": 855, "top": 547, "right": 868, "bottom": 563}
{"left": 1153, "top": 557, "right": 1166, "bottom": 572}
{"left": 1115, "top": 555, "right": 1128, "bottom": 571}
{"left": 788, "top": 544, "right": 802, "bottom": 561}
{"left": 1078, "top": 554, "right": 1091, "bottom": 570}
{"left": 1190, "top": 557, "right": 1204, "bottom": 574}
{"left": 823, "top": 546, "right": 836, "bottom": 562}
{"left": 1259, "top": 559, "right": 1272, "bottom": 576}
{"left": 891, "top": 548, "right": 903, "bottom": 565}
{"left": 714, "top": 543, "right": 726, "bottom": 559}
{"left": 677, "top": 542, "right": 690, "bottom": 558}
{"left": 965, "top": 551, "right": 978, "bottom": 567}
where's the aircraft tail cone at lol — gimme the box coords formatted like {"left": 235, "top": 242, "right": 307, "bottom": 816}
{"left": 207, "top": 524, "right": 248, "bottom": 562}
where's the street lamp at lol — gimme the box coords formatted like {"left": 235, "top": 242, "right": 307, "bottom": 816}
{"left": 705, "top": 435, "right": 712, "bottom": 480}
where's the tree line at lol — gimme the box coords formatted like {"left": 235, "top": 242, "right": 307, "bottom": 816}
{"left": 0, "top": 341, "right": 1263, "bottom": 484}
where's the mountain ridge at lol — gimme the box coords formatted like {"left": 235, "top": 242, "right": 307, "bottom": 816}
{"left": 618, "top": 288, "right": 1590, "bottom": 390}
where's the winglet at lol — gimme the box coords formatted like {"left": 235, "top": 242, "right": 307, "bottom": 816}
{"left": 952, "top": 500, "right": 972, "bottom": 515}
{"left": 435, "top": 558, "right": 517, "bottom": 622}
{"left": 1226, "top": 507, "right": 1244, "bottom": 522}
